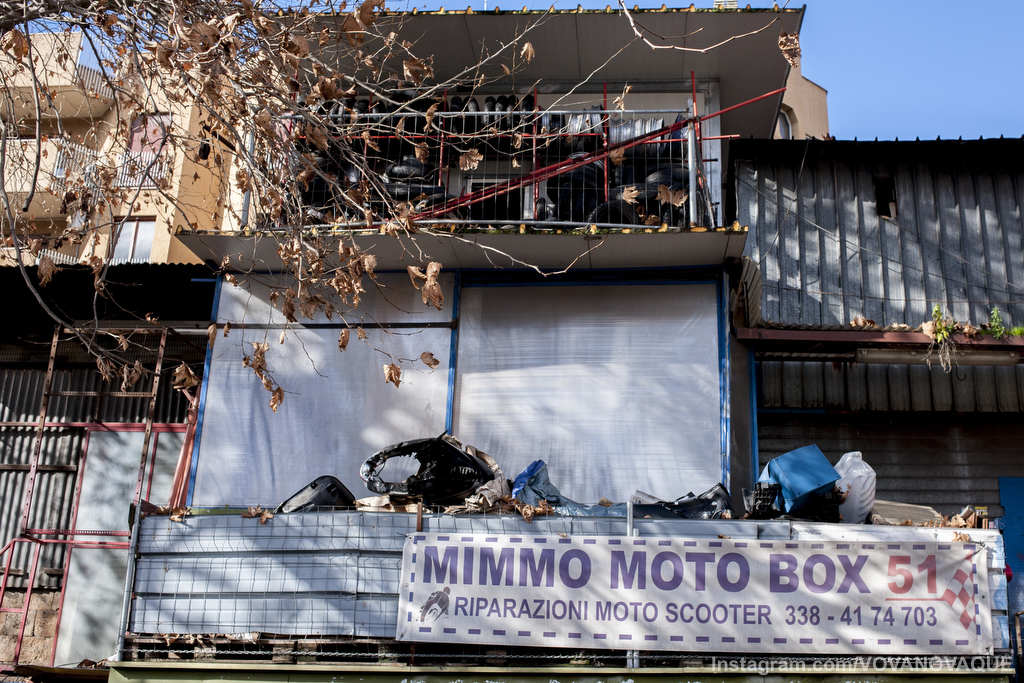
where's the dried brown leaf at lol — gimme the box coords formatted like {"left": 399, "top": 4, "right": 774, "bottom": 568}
{"left": 338, "top": 328, "right": 350, "bottom": 350}
{"left": 361, "top": 130, "right": 381, "bottom": 152}
{"left": 414, "top": 142, "right": 428, "bottom": 163}
{"left": 778, "top": 32, "right": 801, "bottom": 68}
{"left": 850, "top": 315, "right": 877, "bottom": 329}
{"left": 499, "top": 63, "right": 511, "bottom": 76}
{"left": 356, "top": 326, "right": 367, "bottom": 340}
{"left": 269, "top": 386, "right": 284, "bottom": 412}
{"left": 207, "top": 323, "right": 217, "bottom": 348}
{"left": 120, "top": 360, "right": 144, "bottom": 392}
{"left": 621, "top": 185, "right": 640, "bottom": 205}
{"left": 656, "top": 184, "right": 687, "bottom": 208}
{"left": 37, "top": 254, "right": 57, "bottom": 286}
{"left": 424, "top": 103, "right": 438, "bottom": 130}
{"left": 520, "top": 42, "right": 535, "bottom": 63}
{"left": 383, "top": 362, "right": 402, "bottom": 388}
{"left": 0, "top": 29, "right": 29, "bottom": 60}
{"left": 356, "top": 0, "right": 385, "bottom": 29}
{"left": 402, "top": 57, "right": 433, "bottom": 85}
{"left": 459, "top": 149, "right": 483, "bottom": 171}
{"left": 172, "top": 362, "right": 200, "bottom": 390}
{"left": 420, "top": 351, "right": 440, "bottom": 368}
{"left": 96, "top": 356, "right": 116, "bottom": 383}
{"left": 613, "top": 84, "right": 632, "bottom": 111}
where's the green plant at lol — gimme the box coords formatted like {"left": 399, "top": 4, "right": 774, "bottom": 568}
{"left": 1011, "top": 326, "right": 1024, "bottom": 337}
{"left": 925, "top": 304, "right": 957, "bottom": 372}
{"left": 988, "top": 307, "right": 1008, "bottom": 339}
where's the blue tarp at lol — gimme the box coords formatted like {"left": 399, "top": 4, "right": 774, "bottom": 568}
{"left": 758, "top": 444, "right": 839, "bottom": 513}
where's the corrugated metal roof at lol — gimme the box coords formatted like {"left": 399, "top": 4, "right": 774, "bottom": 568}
{"left": 758, "top": 359, "right": 1024, "bottom": 413}
{"left": 733, "top": 139, "right": 1024, "bottom": 329}
{"left": 0, "top": 365, "right": 194, "bottom": 588}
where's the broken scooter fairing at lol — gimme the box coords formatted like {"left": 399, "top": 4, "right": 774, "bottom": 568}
{"left": 359, "top": 433, "right": 493, "bottom": 507}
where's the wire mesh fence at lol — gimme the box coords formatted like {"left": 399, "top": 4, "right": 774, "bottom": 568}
{"left": 287, "top": 102, "right": 718, "bottom": 232}
{"left": 120, "top": 510, "right": 1011, "bottom": 666}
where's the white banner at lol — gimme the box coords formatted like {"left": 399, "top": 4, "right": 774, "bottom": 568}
{"left": 397, "top": 533, "right": 992, "bottom": 655}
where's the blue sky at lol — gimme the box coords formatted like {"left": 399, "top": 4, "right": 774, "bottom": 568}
{"left": 800, "top": 0, "right": 1024, "bottom": 140}
{"left": 388, "top": 0, "right": 1023, "bottom": 141}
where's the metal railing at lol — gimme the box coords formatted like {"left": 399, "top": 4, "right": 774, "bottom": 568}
{"left": 52, "top": 138, "right": 98, "bottom": 191}
{"left": 73, "top": 63, "right": 114, "bottom": 100}
{"left": 116, "top": 151, "right": 171, "bottom": 189}
{"left": 270, "top": 106, "right": 720, "bottom": 232}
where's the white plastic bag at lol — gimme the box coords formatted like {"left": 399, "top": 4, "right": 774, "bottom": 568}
{"left": 835, "top": 451, "right": 876, "bottom": 524}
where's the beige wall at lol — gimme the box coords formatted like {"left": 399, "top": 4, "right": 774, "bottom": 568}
{"left": 0, "top": 33, "right": 222, "bottom": 266}
{"left": 777, "top": 63, "right": 829, "bottom": 140}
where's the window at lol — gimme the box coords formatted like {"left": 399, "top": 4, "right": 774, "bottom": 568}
{"left": 873, "top": 175, "right": 897, "bottom": 219}
{"left": 112, "top": 219, "right": 155, "bottom": 263}
{"left": 775, "top": 110, "right": 792, "bottom": 140}
{"left": 120, "top": 114, "right": 170, "bottom": 187}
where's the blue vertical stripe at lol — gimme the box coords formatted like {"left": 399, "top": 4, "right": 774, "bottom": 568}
{"left": 717, "top": 271, "right": 731, "bottom": 489}
{"left": 186, "top": 275, "right": 223, "bottom": 506}
{"left": 444, "top": 272, "right": 461, "bottom": 434}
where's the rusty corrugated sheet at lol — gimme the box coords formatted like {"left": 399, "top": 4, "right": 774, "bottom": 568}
{"left": 735, "top": 140, "right": 1024, "bottom": 414}
{"left": 0, "top": 366, "right": 193, "bottom": 588}
{"left": 734, "top": 139, "right": 1024, "bottom": 328}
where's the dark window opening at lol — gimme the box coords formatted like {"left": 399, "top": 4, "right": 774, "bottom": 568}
{"left": 873, "top": 175, "right": 897, "bottom": 219}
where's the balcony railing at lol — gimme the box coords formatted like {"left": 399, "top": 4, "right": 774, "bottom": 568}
{"left": 52, "top": 138, "right": 99, "bottom": 191}
{"left": 73, "top": 63, "right": 114, "bottom": 100}
{"left": 1, "top": 137, "right": 98, "bottom": 194}
{"left": 274, "top": 106, "right": 720, "bottom": 232}
{"left": 116, "top": 151, "right": 171, "bottom": 189}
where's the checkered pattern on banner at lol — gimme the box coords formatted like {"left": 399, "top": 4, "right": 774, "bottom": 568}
{"left": 941, "top": 563, "right": 976, "bottom": 631}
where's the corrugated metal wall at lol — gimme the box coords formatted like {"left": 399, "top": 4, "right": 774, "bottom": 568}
{"left": 759, "top": 360, "right": 1024, "bottom": 413}
{"left": 735, "top": 141, "right": 1024, "bottom": 328}
{"left": 757, "top": 412, "right": 1024, "bottom": 517}
{"left": 0, "top": 367, "right": 191, "bottom": 588}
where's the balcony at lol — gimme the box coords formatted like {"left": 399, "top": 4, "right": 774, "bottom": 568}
{"left": 0, "top": 32, "right": 114, "bottom": 121}
{"left": 1, "top": 137, "right": 99, "bottom": 216}
{"left": 286, "top": 106, "right": 719, "bottom": 231}
{"left": 190, "top": 105, "right": 746, "bottom": 271}
{"left": 115, "top": 151, "right": 172, "bottom": 189}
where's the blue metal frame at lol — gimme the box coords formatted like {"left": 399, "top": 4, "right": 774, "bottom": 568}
{"left": 186, "top": 275, "right": 223, "bottom": 506}
{"left": 749, "top": 352, "right": 759, "bottom": 486}
{"left": 188, "top": 266, "right": 733, "bottom": 498}
{"left": 444, "top": 272, "right": 461, "bottom": 434}
{"left": 716, "top": 272, "right": 731, "bottom": 490}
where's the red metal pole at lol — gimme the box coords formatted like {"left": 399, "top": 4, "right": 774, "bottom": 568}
{"left": 532, "top": 87, "right": 539, "bottom": 219}
{"left": 20, "top": 328, "right": 59, "bottom": 532}
{"left": 415, "top": 87, "right": 786, "bottom": 220}
{"left": 132, "top": 329, "right": 166, "bottom": 506}
{"left": 0, "top": 539, "right": 15, "bottom": 616}
{"left": 12, "top": 542, "right": 42, "bottom": 664}
{"left": 144, "top": 432, "right": 159, "bottom": 501}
